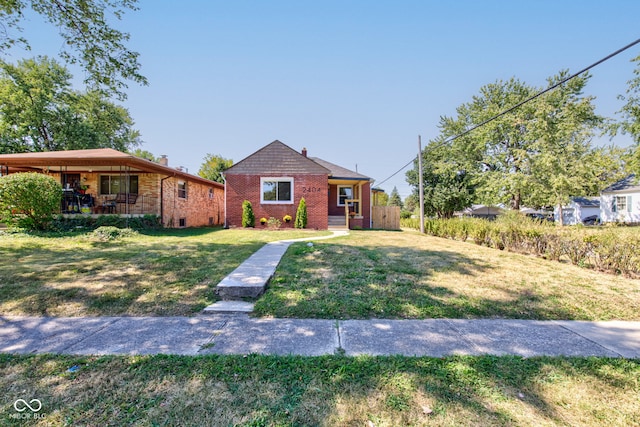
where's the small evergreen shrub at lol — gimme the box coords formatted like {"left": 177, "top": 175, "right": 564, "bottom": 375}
{"left": 294, "top": 197, "right": 307, "bottom": 229}
{"left": 242, "top": 200, "right": 255, "bottom": 227}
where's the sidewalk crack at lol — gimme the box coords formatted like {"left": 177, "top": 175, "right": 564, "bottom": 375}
{"left": 59, "top": 317, "right": 122, "bottom": 353}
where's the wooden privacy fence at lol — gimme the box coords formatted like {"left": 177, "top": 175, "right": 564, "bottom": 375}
{"left": 372, "top": 206, "right": 400, "bottom": 230}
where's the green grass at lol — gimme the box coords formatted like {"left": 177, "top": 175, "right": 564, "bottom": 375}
{"left": 1, "top": 354, "right": 638, "bottom": 426}
{"left": 0, "top": 227, "right": 329, "bottom": 316}
{"left": 254, "top": 230, "right": 640, "bottom": 320}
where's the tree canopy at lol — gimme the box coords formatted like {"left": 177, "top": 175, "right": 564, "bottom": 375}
{"left": 0, "top": 0, "right": 146, "bottom": 99}
{"left": 130, "top": 148, "right": 158, "bottom": 162}
{"left": 387, "top": 186, "right": 403, "bottom": 208}
{"left": 618, "top": 54, "right": 640, "bottom": 174}
{"left": 0, "top": 56, "right": 141, "bottom": 153}
{"left": 407, "top": 71, "right": 626, "bottom": 218}
{"left": 198, "top": 153, "right": 233, "bottom": 183}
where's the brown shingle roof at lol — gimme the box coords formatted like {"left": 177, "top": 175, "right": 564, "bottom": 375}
{"left": 224, "top": 140, "right": 330, "bottom": 175}
{"left": 309, "top": 157, "right": 371, "bottom": 181}
{"left": 0, "top": 148, "right": 223, "bottom": 188}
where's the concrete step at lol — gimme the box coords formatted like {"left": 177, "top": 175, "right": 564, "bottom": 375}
{"left": 202, "top": 300, "right": 254, "bottom": 313}
{"left": 328, "top": 215, "right": 346, "bottom": 225}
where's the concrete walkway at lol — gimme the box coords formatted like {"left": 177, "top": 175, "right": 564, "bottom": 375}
{"left": 209, "top": 230, "right": 349, "bottom": 305}
{"left": 1, "top": 315, "right": 639, "bottom": 358}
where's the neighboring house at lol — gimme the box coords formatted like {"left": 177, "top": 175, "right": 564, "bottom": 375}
{"left": 458, "top": 204, "right": 504, "bottom": 220}
{"left": 554, "top": 197, "right": 600, "bottom": 225}
{"left": 224, "top": 140, "right": 372, "bottom": 229}
{"left": 600, "top": 174, "right": 640, "bottom": 223}
{"left": 0, "top": 148, "right": 225, "bottom": 228}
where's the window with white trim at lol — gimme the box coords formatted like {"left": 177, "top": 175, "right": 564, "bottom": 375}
{"left": 337, "top": 185, "right": 353, "bottom": 206}
{"left": 178, "top": 181, "right": 187, "bottom": 199}
{"left": 613, "top": 195, "right": 631, "bottom": 212}
{"left": 261, "top": 177, "right": 293, "bottom": 204}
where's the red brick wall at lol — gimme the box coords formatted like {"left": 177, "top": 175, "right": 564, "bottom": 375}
{"left": 161, "top": 177, "right": 224, "bottom": 227}
{"left": 226, "top": 174, "right": 328, "bottom": 229}
{"left": 49, "top": 171, "right": 224, "bottom": 228}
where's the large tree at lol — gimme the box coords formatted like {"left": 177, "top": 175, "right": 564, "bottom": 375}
{"left": 451, "top": 77, "right": 539, "bottom": 210}
{"left": 0, "top": 56, "right": 141, "bottom": 153}
{"left": 409, "top": 71, "right": 621, "bottom": 217}
{"left": 525, "top": 71, "right": 625, "bottom": 222}
{"left": 406, "top": 139, "right": 475, "bottom": 218}
{"left": 618, "top": 54, "right": 640, "bottom": 174}
{"left": 0, "top": 0, "right": 146, "bottom": 99}
{"left": 130, "top": 148, "right": 158, "bottom": 162}
{"left": 198, "top": 153, "right": 233, "bottom": 183}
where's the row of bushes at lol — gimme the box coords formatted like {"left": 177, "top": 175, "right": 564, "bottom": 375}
{"left": 401, "top": 214, "right": 640, "bottom": 277}
{"left": 49, "top": 214, "right": 163, "bottom": 232}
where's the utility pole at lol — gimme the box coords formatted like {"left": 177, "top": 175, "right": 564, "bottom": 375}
{"left": 418, "top": 135, "right": 425, "bottom": 233}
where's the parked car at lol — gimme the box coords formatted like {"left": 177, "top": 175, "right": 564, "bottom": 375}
{"left": 582, "top": 215, "right": 600, "bottom": 225}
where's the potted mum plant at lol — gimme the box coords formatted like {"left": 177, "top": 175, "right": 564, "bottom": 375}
{"left": 260, "top": 217, "right": 267, "bottom": 225}
{"left": 283, "top": 214, "right": 292, "bottom": 223}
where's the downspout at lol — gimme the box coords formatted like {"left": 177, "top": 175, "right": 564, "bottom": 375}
{"left": 160, "top": 175, "right": 172, "bottom": 227}
{"left": 222, "top": 172, "right": 228, "bottom": 229}
{"left": 369, "top": 180, "right": 374, "bottom": 229}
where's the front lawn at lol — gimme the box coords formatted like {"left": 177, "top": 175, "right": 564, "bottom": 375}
{"left": 1, "top": 354, "right": 638, "bottom": 426}
{"left": 0, "top": 227, "right": 328, "bottom": 317}
{"left": 254, "top": 230, "right": 640, "bottom": 320}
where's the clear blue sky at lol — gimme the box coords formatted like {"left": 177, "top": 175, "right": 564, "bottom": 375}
{"left": 7, "top": 0, "right": 640, "bottom": 198}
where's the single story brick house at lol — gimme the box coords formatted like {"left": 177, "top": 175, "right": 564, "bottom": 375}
{"left": 224, "top": 140, "right": 372, "bottom": 229}
{"left": 0, "top": 148, "right": 224, "bottom": 228}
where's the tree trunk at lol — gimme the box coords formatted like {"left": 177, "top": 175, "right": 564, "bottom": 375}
{"left": 510, "top": 192, "right": 521, "bottom": 210}
{"left": 556, "top": 200, "right": 564, "bottom": 226}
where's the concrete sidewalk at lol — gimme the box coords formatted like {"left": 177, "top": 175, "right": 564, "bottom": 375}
{"left": 1, "top": 314, "right": 639, "bottom": 358}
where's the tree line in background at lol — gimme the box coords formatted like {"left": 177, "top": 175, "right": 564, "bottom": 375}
{"left": 1, "top": 1, "right": 640, "bottom": 209}
{"left": 407, "top": 64, "right": 640, "bottom": 219}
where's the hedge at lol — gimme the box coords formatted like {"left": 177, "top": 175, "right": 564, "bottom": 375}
{"left": 401, "top": 215, "right": 640, "bottom": 277}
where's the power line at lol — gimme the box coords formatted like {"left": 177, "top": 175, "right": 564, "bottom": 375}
{"left": 375, "top": 37, "right": 640, "bottom": 188}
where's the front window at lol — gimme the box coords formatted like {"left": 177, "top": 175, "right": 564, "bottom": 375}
{"left": 261, "top": 177, "right": 293, "bottom": 204}
{"left": 100, "top": 175, "right": 138, "bottom": 195}
{"left": 337, "top": 185, "right": 353, "bottom": 206}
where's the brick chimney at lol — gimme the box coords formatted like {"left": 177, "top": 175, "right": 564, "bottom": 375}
{"left": 301, "top": 147, "right": 307, "bottom": 157}
{"left": 159, "top": 155, "right": 168, "bottom": 166}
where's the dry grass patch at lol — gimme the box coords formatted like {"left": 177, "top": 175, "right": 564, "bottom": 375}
{"left": 255, "top": 230, "right": 640, "bottom": 320}
{"left": 1, "top": 354, "right": 637, "bottom": 426}
{"left": 0, "top": 228, "right": 329, "bottom": 317}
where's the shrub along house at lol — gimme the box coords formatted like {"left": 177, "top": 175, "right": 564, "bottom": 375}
{"left": 0, "top": 148, "right": 224, "bottom": 228}
{"left": 224, "top": 140, "right": 372, "bottom": 229}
